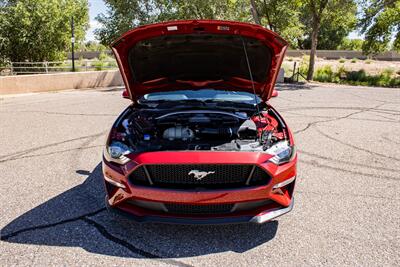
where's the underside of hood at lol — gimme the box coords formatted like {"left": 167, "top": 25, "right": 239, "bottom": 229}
{"left": 111, "top": 20, "right": 288, "bottom": 101}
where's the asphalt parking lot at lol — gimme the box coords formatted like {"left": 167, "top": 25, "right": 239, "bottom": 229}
{"left": 1, "top": 83, "right": 399, "bottom": 266}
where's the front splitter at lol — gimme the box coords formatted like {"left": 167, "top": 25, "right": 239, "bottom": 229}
{"left": 105, "top": 197, "right": 294, "bottom": 225}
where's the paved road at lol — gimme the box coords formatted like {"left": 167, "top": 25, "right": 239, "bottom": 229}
{"left": 1, "top": 84, "right": 399, "bottom": 266}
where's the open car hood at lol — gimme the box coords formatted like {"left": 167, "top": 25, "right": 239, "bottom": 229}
{"left": 111, "top": 20, "right": 288, "bottom": 101}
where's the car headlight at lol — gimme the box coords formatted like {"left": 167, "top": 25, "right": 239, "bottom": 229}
{"left": 104, "top": 141, "right": 133, "bottom": 164}
{"left": 265, "top": 141, "right": 295, "bottom": 165}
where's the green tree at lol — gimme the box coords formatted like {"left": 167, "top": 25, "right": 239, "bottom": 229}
{"left": 0, "top": 0, "right": 89, "bottom": 62}
{"left": 299, "top": 1, "right": 357, "bottom": 50}
{"left": 94, "top": 0, "right": 157, "bottom": 46}
{"left": 156, "top": 0, "right": 241, "bottom": 21}
{"left": 250, "top": 0, "right": 305, "bottom": 48}
{"left": 359, "top": 0, "right": 400, "bottom": 53}
{"left": 95, "top": 0, "right": 247, "bottom": 45}
{"left": 0, "top": 2, "right": 8, "bottom": 64}
{"left": 338, "top": 38, "right": 364, "bottom": 51}
{"left": 301, "top": 0, "right": 356, "bottom": 80}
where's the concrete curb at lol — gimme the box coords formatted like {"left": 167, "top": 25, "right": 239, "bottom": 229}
{"left": 0, "top": 70, "right": 123, "bottom": 95}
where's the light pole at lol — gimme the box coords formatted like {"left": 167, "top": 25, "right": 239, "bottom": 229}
{"left": 71, "top": 16, "right": 75, "bottom": 72}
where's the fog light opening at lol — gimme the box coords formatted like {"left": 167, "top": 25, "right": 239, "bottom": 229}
{"left": 104, "top": 176, "right": 126, "bottom": 189}
{"left": 272, "top": 176, "right": 296, "bottom": 196}
{"left": 273, "top": 176, "right": 296, "bottom": 190}
{"left": 272, "top": 188, "right": 285, "bottom": 195}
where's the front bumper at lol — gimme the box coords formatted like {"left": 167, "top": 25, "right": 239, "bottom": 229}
{"left": 103, "top": 151, "right": 297, "bottom": 224}
{"left": 106, "top": 197, "right": 294, "bottom": 225}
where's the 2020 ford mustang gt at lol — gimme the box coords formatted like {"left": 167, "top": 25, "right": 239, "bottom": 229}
{"left": 102, "top": 20, "right": 297, "bottom": 224}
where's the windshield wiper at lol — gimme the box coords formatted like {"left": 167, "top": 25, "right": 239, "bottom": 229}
{"left": 147, "top": 99, "right": 207, "bottom": 108}
{"left": 205, "top": 99, "right": 259, "bottom": 109}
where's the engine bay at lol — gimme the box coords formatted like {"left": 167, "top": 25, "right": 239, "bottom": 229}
{"left": 110, "top": 105, "right": 288, "bottom": 153}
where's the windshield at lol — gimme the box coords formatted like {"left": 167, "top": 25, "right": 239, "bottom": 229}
{"left": 140, "top": 89, "right": 261, "bottom": 104}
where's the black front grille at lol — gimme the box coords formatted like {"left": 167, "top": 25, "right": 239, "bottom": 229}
{"left": 165, "top": 203, "right": 234, "bottom": 215}
{"left": 129, "top": 164, "right": 270, "bottom": 189}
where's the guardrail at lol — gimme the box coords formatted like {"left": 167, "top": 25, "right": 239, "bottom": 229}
{"left": 0, "top": 60, "right": 118, "bottom": 76}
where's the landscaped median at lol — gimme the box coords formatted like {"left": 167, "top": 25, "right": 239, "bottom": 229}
{"left": 0, "top": 70, "right": 124, "bottom": 95}
{"left": 282, "top": 56, "right": 400, "bottom": 87}
{"left": 312, "top": 66, "right": 400, "bottom": 87}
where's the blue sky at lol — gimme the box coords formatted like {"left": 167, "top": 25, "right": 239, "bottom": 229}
{"left": 86, "top": 0, "right": 107, "bottom": 41}
{"left": 86, "top": 0, "right": 362, "bottom": 42}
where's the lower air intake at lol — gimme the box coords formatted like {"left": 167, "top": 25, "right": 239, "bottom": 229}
{"left": 164, "top": 203, "right": 234, "bottom": 215}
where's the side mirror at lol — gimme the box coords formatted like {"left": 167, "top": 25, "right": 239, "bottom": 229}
{"left": 271, "top": 90, "right": 279, "bottom": 97}
{"left": 122, "top": 89, "right": 130, "bottom": 99}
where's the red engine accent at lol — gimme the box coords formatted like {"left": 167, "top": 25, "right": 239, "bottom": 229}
{"left": 252, "top": 112, "right": 284, "bottom": 141}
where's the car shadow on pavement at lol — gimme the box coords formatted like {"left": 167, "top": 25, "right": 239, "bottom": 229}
{"left": 1, "top": 163, "right": 278, "bottom": 258}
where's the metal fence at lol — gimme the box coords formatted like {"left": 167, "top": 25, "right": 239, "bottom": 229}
{"left": 0, "top": 60, "right": 118, "bottom": 76}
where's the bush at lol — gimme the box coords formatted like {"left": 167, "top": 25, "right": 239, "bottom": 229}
{"left": 346, "top": 69, "right": 367, "bottom": 82}
{"left": 338, "top": 58, "right": 346, "bottom": 63}
{"left": 338, "top": 38, "right": 364, "bottom": 51}
{"left": 382, "top": 68, "right": 394, "bottom": 77}
{"left": 365, "top": 59, "right": 372, "bottom": 64}
{"left": 307, "top": 63, "right": 399, "bottom": 87}
{"left": 108, "top": 60, "right": 118, "bottom": 68}
{"left": 98, "top": 52, "right": 108, "bottom": 61}
{"left": 336, "top": 65, "right": 347, "bottom": 79}
{"left": 298, "top": 55, "right": 310, "bottom": 78}
{"left": 314, "top": 65, "right": 336, "bottom": 82}
{"left": 92, "top": 60, "right": 107, "bottom": 71}
{"left": 350, "top": 58, "right": 357, "bottom": 63}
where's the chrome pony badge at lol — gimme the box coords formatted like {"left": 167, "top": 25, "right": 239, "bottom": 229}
{"left": 188, "top": 170, "right": 215, "bottom": 180}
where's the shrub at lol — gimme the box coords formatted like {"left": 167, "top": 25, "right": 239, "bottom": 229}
{"left": 338, "top": 58, "right": 346, "bottom": 63}
{"left": 381, "top": 68, "right": 394, "bottom": 77}
{"left": 98, "top": 52, "right": 108, "bottom": 61}
{"left": 92, "top": 60, "right": 107, "bottom": 71}
{"left": 350, "top": 58, "right": 357, "bottom": 63}
{"left": 108, "top": 60, "right": 118, "bottom": 68}
{"left": 337, "top": 65, "right": 347, "bottom": 79}
{"left": 374, "top": 69, "right": 395, "bottom": 87}
{"left": 314, "top": 65, "right": 335, "bottom": 82}
{"left": 388, "top": 77, "right": 400, "bottom": 87}
{"left": 346, "top": 69, "right": 367, "bottom": 82}
{"left": 298, "top": 55, "right": 310, "bottom": 78}
{"left": 365, "top": 59, "right": 372, "bottom": 64}
{"left": 304, "top": 63, "right": 399, "bottom": 87}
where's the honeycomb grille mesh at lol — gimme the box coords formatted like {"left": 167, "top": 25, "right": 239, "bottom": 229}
{"left": 164, "top": 203, "right": 234, "bottom": 214}
{"left": 129, "top": 164, "right": 270, "bottom": 189}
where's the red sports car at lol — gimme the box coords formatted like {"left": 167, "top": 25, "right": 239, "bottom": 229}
{"left": 103, "top": 20, "right": 297, "bottom": 224}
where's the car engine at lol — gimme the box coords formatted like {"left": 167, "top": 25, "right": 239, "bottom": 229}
{"left": 110, "top": 106, "right": 287, "bottom": 153}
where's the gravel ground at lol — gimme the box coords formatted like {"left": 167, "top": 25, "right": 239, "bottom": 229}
{"left": 0, "top": 83, "right": 399, "bottom": 266}
{"left": 282, "top": 58, "right": 400, "bottom": 76}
